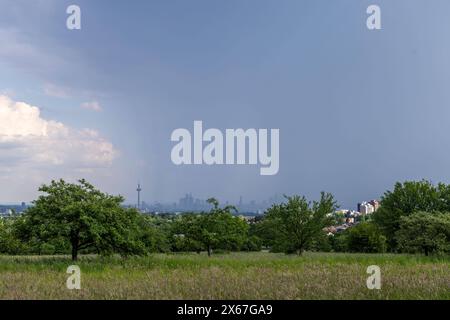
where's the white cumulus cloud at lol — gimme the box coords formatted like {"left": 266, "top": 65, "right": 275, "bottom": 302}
{"left": 0, "top": 95, "right": 117, "bottom": 169}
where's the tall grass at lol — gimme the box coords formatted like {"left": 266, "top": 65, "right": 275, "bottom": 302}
{"left": 0, "top": 252, "right": 448, "bottom": 299}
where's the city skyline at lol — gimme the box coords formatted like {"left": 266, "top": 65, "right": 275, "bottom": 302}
{"left": 0, "top": 184, "right": 378, "bottom": 214}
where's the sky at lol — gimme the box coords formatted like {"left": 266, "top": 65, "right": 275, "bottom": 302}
{"left": 1, "top": 0, "right": 450, "bottom": 209}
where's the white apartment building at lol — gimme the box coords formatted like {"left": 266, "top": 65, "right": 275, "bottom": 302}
{"left": 359, "top": 202, "right": 375, "bottom": 215}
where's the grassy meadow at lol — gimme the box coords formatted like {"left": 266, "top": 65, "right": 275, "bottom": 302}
{"left": 0, "top": 252, "right": 448, "bottom": 300}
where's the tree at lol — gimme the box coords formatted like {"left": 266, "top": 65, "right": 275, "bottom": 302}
{"left": 171, "top": 213, "right": 204, "bottom": 253}
{"left": 20, "top": 179, "right": 145, "bottom": 260}
{"left": 250, "top": 217, "right": 283, "bottom": 249}
{"left": 136, "top": 215, "right": 170, "bottom": 253}
{"left": 0, "top": 218, "right": 26, "bottom": 255}
{"left": 173, "top": 198, "right": 249, "bottom": 256}
{"left": 330, "top": 232, "right": 348, "bottom": 252}
{"left": 264, "top": 192, "right": 337, "bottom": 255}
{"left": 242, "top": 235, "right": 263, "bottom": 252}
{"left": 396, "top": 212, "right": 450, "bottom": 256}
{"left": 201, "top": 198, "right": 248, "bottom": 255}
{"left": 345, "top": 222, "right": 386, "bottom": 253}
{"left": 373, "top": 180, "right": 450, "bottom": 250}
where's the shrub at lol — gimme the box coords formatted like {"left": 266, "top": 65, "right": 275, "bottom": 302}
{"left": 345, "top": 222, "right": 387, "bottom": 253}
{"left": 396, "top": 212, "right": 450, "bottom": 256}
{"left": 373, "top": 180, "right": 450, "bottom": 250}
{"left": 242, "top": 236, "right": 263, "bottom": 252}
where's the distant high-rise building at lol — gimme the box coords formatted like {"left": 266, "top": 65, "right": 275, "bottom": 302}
{"left": 359, "top": 201, "right": 374, "bottom": 215}
{"left": 369, "top": 200, "right": 380, "bottom": 211}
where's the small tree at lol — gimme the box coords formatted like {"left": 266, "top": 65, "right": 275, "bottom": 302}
{"left": 171, "top": 214, "right": 204, "bottom": 253}
{"left": 137, "top": 215, "right": 170, "bottom": 253}
{"left": 265, "top": 192, "right": 337, "bottom": 255}
{"left": 345, "top": 222, "right": 386, "bottom": 253}
{"left": 0, "top": 218, "right": 26, "bottom": 255}
{"left": 20, "top": 179, "right": 145, "bottom": 260}
{"left": 251, "top": 217, "right": 284, "bottom": 250}
{"left": 173, "top": 198, "right": 249, "bottom": 256}
{"left": 373, "top": 180, "right": 450, "bottom": 250}
{"left": 396, "top": 212, "right": 450, "bottom": 256}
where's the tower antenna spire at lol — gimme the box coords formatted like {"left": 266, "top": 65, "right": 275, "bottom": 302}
{"left": 137, "top": 182, "right": 142, "bottom": 210}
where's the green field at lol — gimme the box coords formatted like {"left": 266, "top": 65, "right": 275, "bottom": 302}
{"left": 0, "top": 252, "right": 448, "bottom": 300}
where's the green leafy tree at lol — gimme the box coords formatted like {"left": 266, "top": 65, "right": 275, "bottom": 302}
{"left": 0, "top": 218, "right": 27, "bottom": 255}
{"left": 202, "top": 198, "right": 249, "bottom": 255}
{"left": 396, "top": 212, "right": 450, "bottom": 256}
{"left": 330, "top": 232, "right": 349, "bottom": 252}
{"left": 171, "top": 214, "right": 203, "bottom": 253}
{"left": 250, "top": 217, "right": 283, "bottom": 249}
{"left": 173, "top": 198, "right": 249, "bottom": 256}
{"left": 345, "top": 222, "right": 386, "bottom": 253}
{"left": 308, "top": 232, "right": 333, "bottom": 252}
{"left": 11, "top": 215, "right": 57, "bottom": 255}
{"left": 373, "top": 180, "right": 450, "bottom": 250}
{"left": 242, "top": 235, "right": 263, "bottom": 252}
{"left": 20, "top": 179, "right": 145, "bottom": 260}
{"left": 137, "top": 215, "right": 170, "bottom": 253}
{"left": 264, "top": 192, "right": 337, "bottom": 255}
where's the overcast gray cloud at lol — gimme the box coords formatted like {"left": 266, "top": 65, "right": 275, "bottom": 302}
{"left": 1, "top": 0, "right": 450, "bottom": 208}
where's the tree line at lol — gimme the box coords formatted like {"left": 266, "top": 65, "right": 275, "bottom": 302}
{"left": 0, "top": 179, "right": 449, "bottom": 260}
